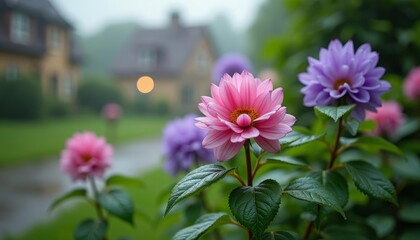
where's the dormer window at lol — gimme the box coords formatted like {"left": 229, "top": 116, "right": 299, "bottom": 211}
{"left": 49, "top": 26, "right": 61, "bottom": 50}
{"left": 196, "top": 51, "right": 209, "bottom": 71}
{"left": 10, "top": 12, "right": 30, "bottom": 44}
{"left": 138, "top": 49, "right": 157, "bottom": 70}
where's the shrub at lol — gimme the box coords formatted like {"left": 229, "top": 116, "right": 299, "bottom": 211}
{"left": 77, "top": 78, "right": 123, "bottom": 113}
{"left": 0, "top": 75, "right": 43, "bottom": 120}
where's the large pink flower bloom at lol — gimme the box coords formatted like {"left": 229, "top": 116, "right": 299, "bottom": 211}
{"left": 60, "top": 132, "right": 113, "bottom": 181}
{"left": 196, "top": 71, "right": 296, "bottom": 161}
{"left": 366, "top": 101, "right": 404, "bottom": 137}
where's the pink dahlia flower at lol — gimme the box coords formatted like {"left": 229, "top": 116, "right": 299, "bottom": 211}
{"left": 60, "top": 132, "right": 113, "bottom": 181}
{"left": 102, "top": 103, "right": 122, "bottom": 121}
{"left": 196, "top": 71, "right": 296, "bottom": 161}
{"left": 403, "top": 67, "right": 420, "bottom": 100}
{"left": 366, "top": 101, "right": 404, "bottom": 137}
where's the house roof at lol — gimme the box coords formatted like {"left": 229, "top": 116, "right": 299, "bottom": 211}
{"left": 111, "top": 25, "right": 211, "bottom": 77}
{"left": 2, "top": 0, "right": 72, "bottom": 28}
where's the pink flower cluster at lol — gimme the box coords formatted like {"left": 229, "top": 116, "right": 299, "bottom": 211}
{"left": 196, "top": 71, "right": 295, "bottom": 161}
{"left": 102, "top": 103, "right": 122, "bottom": 121}
{"left": 366, "top": 101, "right": 404, "bottom": 137}
{"left": 403, "top": 67, "right": 420, "bottom": 100}
{"left": 60, "top": 132, "right": 113, "bottom": 181}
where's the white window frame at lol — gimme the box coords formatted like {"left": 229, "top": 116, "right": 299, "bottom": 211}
{"left": 138, "top": 49, "right": 157, "bottom": 70}
{"left": 49, "top": 26, "right": 61, "bottom": 50}
{"left": 10, "top": 12, "right": 30, "bottom": 44}
{"left": 196, "top": 51, "right": 209, "bottom": 71}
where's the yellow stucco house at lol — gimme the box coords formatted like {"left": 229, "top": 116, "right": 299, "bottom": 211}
{"left": 0, "top": 0, "right": 82, "bottom": 101}
{"left": 112, "top": 13, "right": 217, "bottom": 113}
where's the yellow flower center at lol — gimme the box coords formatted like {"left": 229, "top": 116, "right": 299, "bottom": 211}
{"left": 230, "top": 108, "right": 259, "bottom": 124}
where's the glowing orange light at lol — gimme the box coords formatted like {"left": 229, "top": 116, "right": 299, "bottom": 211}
{"left": 137, "top": 76, "right": 154, "bottom": 93}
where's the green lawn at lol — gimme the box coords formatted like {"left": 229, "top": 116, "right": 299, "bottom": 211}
{"left": 4, "top": 167, "right": 183, "bottom": 240}
{"left": 0, "top": 115, "right": 168, "bottom": 166}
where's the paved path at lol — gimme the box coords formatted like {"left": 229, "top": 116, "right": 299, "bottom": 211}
{"left": 0, "top": 138, "right": 162, "bottom": 237}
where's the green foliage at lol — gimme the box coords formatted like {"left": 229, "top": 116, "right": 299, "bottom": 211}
{"left": 106, "top": 175, "right": 143, "bottom": 188}
{"left": 258, "top": 231, "right": 297, "bottom": 240}
{"left": 0, "top": 75, "right": 43, "bottom": 120}
{"left": 315, "top": 105, "right": 355, "bottom": 122}
{"left": 345, "top": 161, "right": 397, "bottom": 205}
{"left": 165, "top": 164, "right": 235, "bottom": 215}
{"left": 262, "top": 154, "right": 308, "bottom": 167}
{"left": 97, "top": 189, "right": 135, "bottom": 225}
{"left": 74, "top": 219, "right": 108, "bottom": 240}
{"left": 349, "top": 136, "right": 404, "bottom": 156}
{"left": 229, "top": 179, "right": 282, "bottom": 238}
{"left": 172, "top": 213, "right": 231, "bottom": 240}
{"left": 77, "top": 78, "right": 123, "bottom": 113}
{"left": 49, "top": 188, "right": 87, "bottom": 212}
{"left": 309, "top": 170, "right": 348, "bottom": 208}
{"left": 279, "top": 130, "right": 324, "bottom": 148}
{"left": 284, "top": 177, "right": 345, "bottom": 218}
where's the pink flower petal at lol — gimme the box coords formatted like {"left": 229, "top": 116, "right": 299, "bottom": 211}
{"left": 214, "top": 141, "right": 243, "bottom": 161}
{"left": 241, "top": 127, "right": 260, "bottom": 139}
{"left": 258, "top": 124, "right": 292, "bottom": 139}
{"left": 255, "top": 137, "right": 280, "bottom": 152}
{"left": 202, "top": 130, "right": 231, "bottom": 148}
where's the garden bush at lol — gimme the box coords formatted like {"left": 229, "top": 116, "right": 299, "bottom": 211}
{"left": 0, "top": 75, "right": 43, "bottom": 120}
{"left": 77, "top": 78, "right": 123, "bottom": 113}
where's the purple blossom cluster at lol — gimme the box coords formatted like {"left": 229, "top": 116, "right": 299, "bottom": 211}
{"left": 299, "top": 40, "right": 391, "bottom": 121}
{"left": 162, "top": 114, "right": 215, "bottom": 176}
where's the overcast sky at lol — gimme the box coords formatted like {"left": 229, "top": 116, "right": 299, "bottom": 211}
{"left": 51, "top": 0, "right": 264, "bottom": 35}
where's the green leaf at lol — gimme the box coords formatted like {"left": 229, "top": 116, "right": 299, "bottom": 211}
{"left": 98, "top": 189, "right": 135, "bottom": 225}
{"left": 263, "top": 154, "right": 308, "bottom": 167}
{"left": 344, "top": 118, "right": 359, "bottom": 136}
{"left": 106, "top": 175, "right": 143, "bottom": 188}
{"left": 250, "top": 140, "right": 263, "bottom": 157}
{"left": 284, "top": 177, "right": 345, "bottom": 218}
{"left": 74, "top": 218, "right": 108, "bottom": 240}
{"left": 399, "top": 203, "right": 420, "bottom": 223}
{"left": 309, "top": 170, "right": 348, "bottom": 207}
{"left": 172, "top": 213, "right": 230, "bottom": 240}
{"left": 359, "top": 120, "right": 377, "bottom": 132}
{"left": 229, "top": 179, "right": 282, "bottom": 238}
{"left": 350, "top": 136, "right": 404, "bottom": 156}
{"left": 257, "top": 231, "right": 298, "bottom": 240}
{"left": 279, "top": 131, "right": 323, "bottom": 148}
{"left": 345, "top": 161, "right": 397, "bottom": 205}
{"left": 165, "top": 164, "right": 234, "bottom": 215}
{"left": 49, "top": 188, "right": 87, "bottom": 212}
{"left": 367, "top": 214, "right": 395, "bottom": 238}
{"left": 315, "top": 105, "right": 355, "bottom": 122}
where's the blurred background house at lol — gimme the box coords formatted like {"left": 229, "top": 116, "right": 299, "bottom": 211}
{"left": 0, "top": 0, "right": 82, "bottom": 102}
{"left": 112, "top": 12, "right": 216, "bottom": 113}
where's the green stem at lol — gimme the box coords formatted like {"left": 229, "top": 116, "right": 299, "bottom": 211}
{"left": 327, "top": 117, "right": 344, "bottom": 169}
{"left": 88, "top": 176, "right": 107, "bottom": 240}
{"left": 244, "top": 140, "right": 253, "bottom": 187}
{"left": 89, "top": 176, "right": 105, "bottom": 220}
{"left": 244, "top": 140, "right": 254, "bottom": 239}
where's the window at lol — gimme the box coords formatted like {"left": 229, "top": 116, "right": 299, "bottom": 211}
{"left": 5, "top": 65, "right": 19, "bottom": 80}
{"left": 49, "top": 26, "right": 61, "bottom": 50}
{"left": 62, "top": 74, "right": 72, "bottom": 100}
{"left": 138, "top": 49, "right": 157, "bottom": 70}
{"left": 10, "top": 12, "right": 30, "bottom": 44}
{"left": 181, "top": 84, "right": 194, "bottom": 105}
{"left": 49, "top": 74, "right": 59, "bottom": 97}
{"left": 196, "top": 52, "right": 209, "bottom": 71}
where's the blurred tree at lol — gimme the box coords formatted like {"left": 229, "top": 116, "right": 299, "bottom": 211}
{"left": 77, "top": 77, "right": 123, "bottom": 113}
{"left": 249, "top": 0, "right": 420, "bottom": 117}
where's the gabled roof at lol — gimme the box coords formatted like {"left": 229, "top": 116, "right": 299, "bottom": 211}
{"left": 112, "top": 25, "right": 211, "bottom": 77}
{"left": 2, "top": 0, "right": 72, "bottom": 28}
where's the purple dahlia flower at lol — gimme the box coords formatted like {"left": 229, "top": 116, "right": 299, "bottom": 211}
{"left": 213, "top": 53, "right": 253, "bottom": 84}
{"left": 299, "top": 40, "right": 391, "bottom": 121}
{"left": 162, "top": 114, "right": 215, "bottom": 176}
